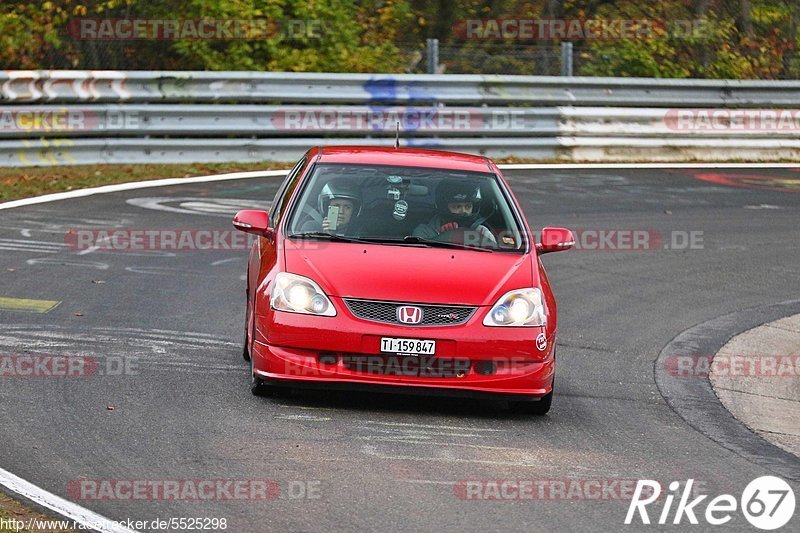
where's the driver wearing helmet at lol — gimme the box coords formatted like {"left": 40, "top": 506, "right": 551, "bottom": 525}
{"left": 300, "top": 179, "right": 362, "bottom": 235}
{"left": 413, "top": 180, "right": 496, "bottom": 247}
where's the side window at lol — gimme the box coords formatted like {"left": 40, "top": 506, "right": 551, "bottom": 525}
{"left": 269, "top": 156, "right": 306, "bottom": 227}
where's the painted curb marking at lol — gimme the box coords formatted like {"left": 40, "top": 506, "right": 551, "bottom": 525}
{"left": 0, "top": 297, "right": 61, "bottom": 313}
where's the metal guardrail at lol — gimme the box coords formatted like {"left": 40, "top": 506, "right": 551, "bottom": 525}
{"left": 1, "top": 71, "right": 799, "bottom": 165}
{"left": 0, "top": 137, "right": 561, "bottom": 166}
{"left": 3, "top": 71, "right": 800, "bottom": 107}
{"left": 0, "top": 105, "right": 560, "bottom": 138}
{"left": 5, "top": 137, "right": 800, "bottom": 167}
{"left": 3, "top": 106, "right": 800, "bottom": 139}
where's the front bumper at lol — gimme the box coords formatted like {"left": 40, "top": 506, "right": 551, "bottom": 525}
{"left": 251, "top": 297, "right": 555, "bottom": 398}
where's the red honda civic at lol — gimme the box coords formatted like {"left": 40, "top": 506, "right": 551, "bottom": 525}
{"left": 233, "top": 147, "right": 573, "bottom": 414}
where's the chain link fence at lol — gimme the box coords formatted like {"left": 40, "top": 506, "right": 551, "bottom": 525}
{"left": 13, "top": 29, "right": 799, "bottom": 78}
{"left": 423, "top": 43, "right": 567, "bottom": 76}
{"left": 409, "top": 41, "right": 597, "bottom": 77}
{"left": 29, "top": 32, "right": 585, "bottom": 76}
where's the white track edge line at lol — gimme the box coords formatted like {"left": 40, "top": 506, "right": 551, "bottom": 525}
{"left": 0, "top": 467, "right": 139, "bottom": 533}
{"left": 0, "top": 169, "right": 288, "bottom": 210}
{"left": 2, "top": 162, "right": 798, "bottom": 212}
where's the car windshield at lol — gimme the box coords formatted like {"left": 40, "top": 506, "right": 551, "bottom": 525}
{"left": 286, "top": 163, "right": 526, "bottom": 252}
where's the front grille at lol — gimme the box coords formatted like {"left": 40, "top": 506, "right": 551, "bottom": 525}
{"left": 343, "top": 299, "right": 477, "bottom": 326}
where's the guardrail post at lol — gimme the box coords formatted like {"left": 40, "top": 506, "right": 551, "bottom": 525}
{"left": 561, "top": 42, "right": 574, "bottom": 76}
{"left": 426, "top": 38, "right": 439, "bottom": 74}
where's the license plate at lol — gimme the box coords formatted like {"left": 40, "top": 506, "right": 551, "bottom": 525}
{"left": 380, "top": 337, "right": 436, "bottom": 355}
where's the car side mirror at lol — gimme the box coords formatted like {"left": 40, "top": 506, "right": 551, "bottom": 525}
{"left": 537, "top": 227, "right": 575, "bottom": 254}
{"left": 233, "top": 210, "right": 272, "bottom": 237}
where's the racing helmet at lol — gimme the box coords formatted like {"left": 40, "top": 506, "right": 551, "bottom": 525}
{"left": 435, "top": 179, "right": 481, "bottom": 224}
{"left": 317, "top": 180, "right": 362, "bottom": 217}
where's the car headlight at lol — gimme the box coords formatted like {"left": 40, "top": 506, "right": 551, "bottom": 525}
{"left": 271, "top": 273, "right": 336, "bottom": 317}
{"left": 483, "top": 288, "right": 546, "bottom": 327}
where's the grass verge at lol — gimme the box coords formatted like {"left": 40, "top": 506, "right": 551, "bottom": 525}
{"left": 3, "top": 158, "right": 795, "bottom": 203}
{"left": 0, "top": 157, "right": 629, "bottom": 203}
{"left": 0, "top": 162, "right": 288, "bottom": 203}
{"left": 0, "top": 492, "right": 74, "bottom": 532}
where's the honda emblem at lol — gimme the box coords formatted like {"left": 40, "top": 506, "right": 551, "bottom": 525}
{"left": 397, "top": 306, "right": 423, "bottom": 324}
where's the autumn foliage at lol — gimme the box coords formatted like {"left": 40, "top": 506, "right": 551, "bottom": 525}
{"left": 1, "top": 0, "right": 797, "bottom": 79}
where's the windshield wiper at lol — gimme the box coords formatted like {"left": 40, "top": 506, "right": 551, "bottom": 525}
{"left": 400, "top": 235, "right": 493, "bottom": 253}
{"left": 365, "top": 235, "right": 493, "bottom": 253}
{"left": 287, "top": 233, "right": 493, "bottom": 252}
{"left": 288, "top": 233, "right": 429, "bottom": 248}
{"left": 338, "top": 235, "right": 492, "bottom": 252}
{"left": 286, "top": 232, "right": 370, "bottom": 244}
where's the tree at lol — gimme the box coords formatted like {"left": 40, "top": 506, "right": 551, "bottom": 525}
{"left": 0, "top": 0, "right": 796, "bottom": 78}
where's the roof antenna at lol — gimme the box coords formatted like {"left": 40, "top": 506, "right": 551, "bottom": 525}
{"left": 394, "top": 121, "right": 400, "bottom": 149}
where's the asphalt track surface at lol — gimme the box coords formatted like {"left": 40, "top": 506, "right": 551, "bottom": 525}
{"left": 1, "top": 167, "right": 799, "bottom": 532}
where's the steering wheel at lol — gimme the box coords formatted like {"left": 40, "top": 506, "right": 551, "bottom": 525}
{"left": 435, "top": 227, "right": 468, "bottom": 244}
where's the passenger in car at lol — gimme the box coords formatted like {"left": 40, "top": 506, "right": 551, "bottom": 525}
{"left": 300, "top": 180, "right": 362, "bottom": 236}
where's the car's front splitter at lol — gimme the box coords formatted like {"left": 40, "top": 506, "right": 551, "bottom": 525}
{"left": 251, "top": 341, "right": 554, "bottom": 398}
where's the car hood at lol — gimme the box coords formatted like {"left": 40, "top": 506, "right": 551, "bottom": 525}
{"left": 284, "top": 240, "right": 534, "bottom": 306}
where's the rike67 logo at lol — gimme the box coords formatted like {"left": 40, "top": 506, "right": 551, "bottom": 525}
{"left": 626, "top": 477, "right": 795, "bottom": 530}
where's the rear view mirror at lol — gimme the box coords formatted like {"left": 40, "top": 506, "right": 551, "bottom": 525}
{"left": 537, "top": 227, "right": 575, "bottom": 254}
{"left": 233, "top": 210, "right": 271, "bottom": 236}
